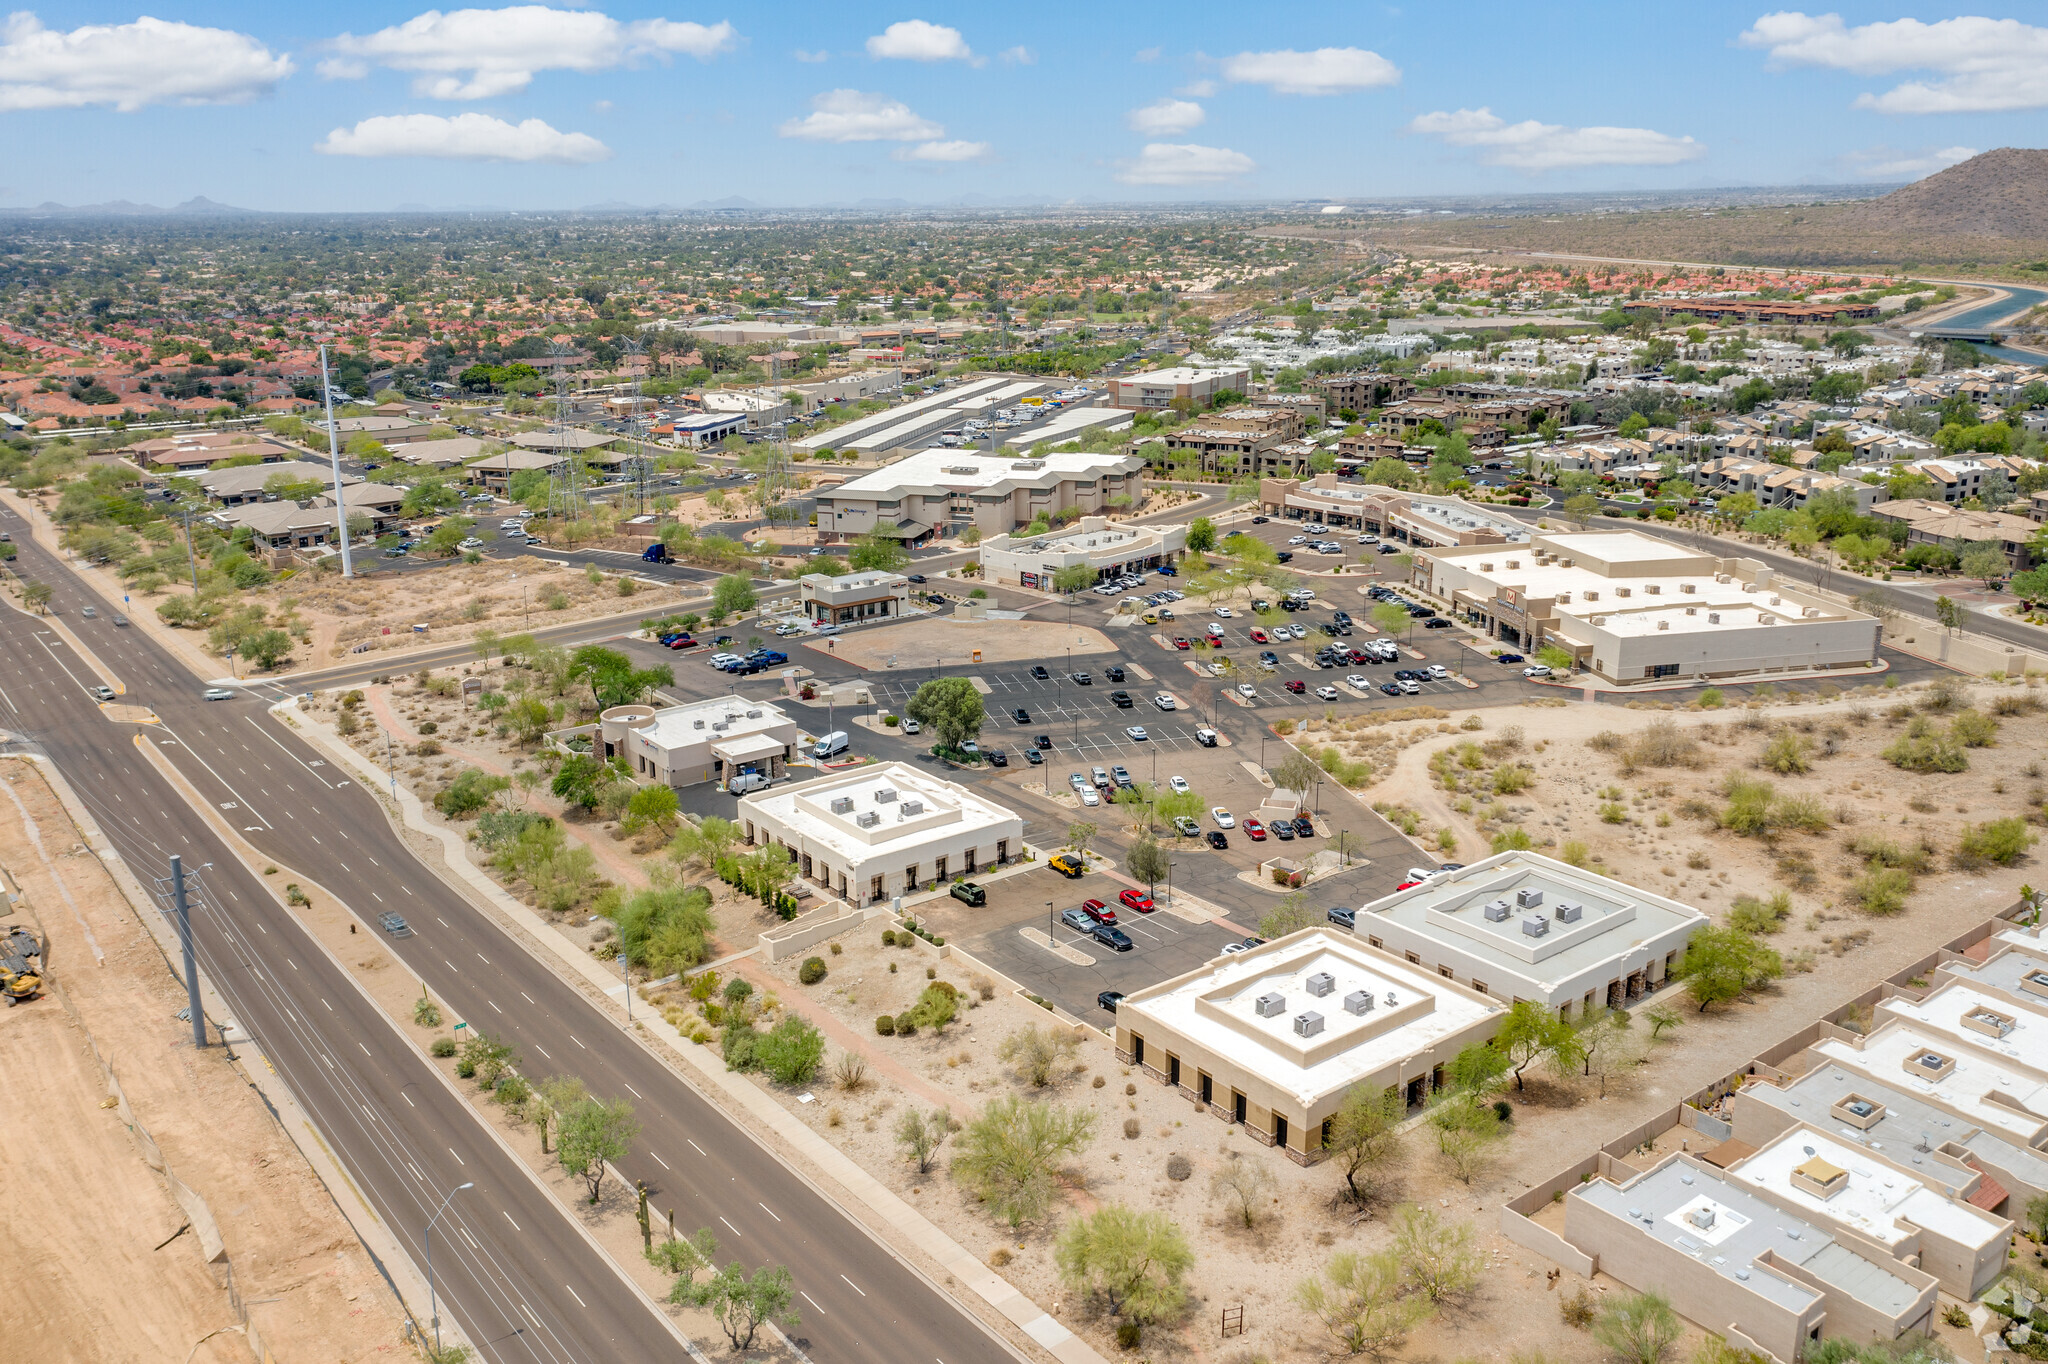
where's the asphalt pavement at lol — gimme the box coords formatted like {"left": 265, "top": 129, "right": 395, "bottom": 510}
{"left": 0, "top": 502, "right": 1028, "bottom": 1364}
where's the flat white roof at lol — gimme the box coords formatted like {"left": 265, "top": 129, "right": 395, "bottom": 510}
{"left": 829, "top": 447, "right": 1141, "bottom": 499}
{"left": 641, "top": 696, "right": 794, "bottom": 753}
{"left": 1116, "top": 365, "right": 1249, "bottom": 386}
{"left": 740, "top": 762, "right": 1020, "bottom": 865}
{"left": 1816, "top": 1024, "right": 2048, "bottom": 1143}
{"left": 1005, "top": 406, "right": 1133, "bottom": 447}
{"left": 793, "top": 376, "right": 1006, "bottom": 450}
{"left": 1361, "top": 851, "right": 1706, "bottom": 990}
{"left": 1121, "top": 930, "right": 1503, "bottom": 1108}
{"left": 1731, "top": 1126, "right": 2005, "bottom": 1249}
{"left": 1876, "top": 982, "right": 2046, "bottom": 1075}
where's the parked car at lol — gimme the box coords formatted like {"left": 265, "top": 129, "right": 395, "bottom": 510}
{"left": 1290, "top": 817, "right": 1315, "bottom": 838}
{"left": 1070, "top": 671, "right": 1092, "bottom": 685}
{"left": 1024, "top": 749, "right": 1043, "bottom": 765}
{"left": 950, "top": 881, "right": 986, "bottom": 907}
{"left": 1059, "top": 907, "right": 1095, "bottom": 933}
{"left": 1285, "top": 680, "right": 1306, "bottom": 695}
{"left": 1080, "top": 899, "right": 1117, "bottom": 925}
{"left": 1205, "top": 830, "right": 1229, "bottom": 850}
{"left": 1153, "top": 693, "right": 1177, "bottom": 710}
{"left": 1111, "top": 765, "right": 1134, "bottom": 788}
{"left": 1244, "top": 817, "right": 1266, "bottom": 840}
{"left": 1124, "top": 725, "right": 1149, "bottom": 741}
{"left": 1271, "top": 820, "right": 1295, "bottom": 841}
{"left": 1012, "top": 707, "right": 1031, "bottom": 723}
{"left": 1109, "top": 690, "right": 1134, "bottom": 708}
{"left": 1168, "top": 775, "right": 1190, "bottom": 794}
{"left": 1034, "top": 734, "right": 1052, "bottom": 749}
{"left": 1097, "top": 990, "right": 1125, "bottom": 1013}
{"left": 1089, "top": 923, "right": 1134, "bottom": 953}
{"left": 987, "top": 750, "right": 1008, "bottom": 767}
{"left": 1031, "top": 665, "right": 1051, "bottom": 679}
{"left": 1172, "top": 815, "right": 1200, "bottom": 837}
{"left": 1049, "top": 853, "right": 1086, "bottom": 878}
{"left": 1194, "top": 729, "right": 1218, "bottom": 747}
{"left": 1118, "top": 889, "right": 1154, "bottom": 913}
{"left": 1104, "top": 666, "right": 1125, "bottom": 682}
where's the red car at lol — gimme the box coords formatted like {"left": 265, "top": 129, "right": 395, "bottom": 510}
{"left": 1396, "top": 879, "right": 1424, "bottom": 891}
{"left": 666, "top": 634, "right": 697, "bottom": 650}
{"left": 1249, "top": 628, "right": 1269, "bottom": 643}
{"left": 1118, "top": 888, "right": 1154, "bottom": 913}
{"left": 1284, "top": 680, "right": 1306, "bottom": 695}
{"left": 1244, "top": 817, "right": 1266, "bottom": 840}
{"left": 1080, "top": 898, "right": 1117, "bottom": 924}
{"left": 1172, "top": 637, "right": 1191, "bottom": 650}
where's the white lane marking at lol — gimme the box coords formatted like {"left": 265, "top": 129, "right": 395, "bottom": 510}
{"left": 404, "top": 1093, "right": 415, "bottom": 1107}
{"left": 623, "top": 1083, "right": 641, "bottom": 1099}
{"left": 571, "top": 1035, "right": 584, "bottom": 1049}
{"left": 687, "top": 1139, "right": 705, "bottom": 1156}
{"left": 476, "top": 952, "right": 489, "bottom": 965}
{"left": 244, "top": 715, "right": 334, "bottom": 787}
{"left": 758, "top": 1202, "right": 780, "bottom": 1222}
{"left": 801, "top": 1291, "right": 823, "bottom": 1315}
{"left": 533, "top": 1045, "right": 550, "bottom": 1060}
{"left": 565, "top": 1284, "right": 585, "bottom": 1308}
{"left": 359, "top": 1042, "right": 371, "bottom": 1056}
{"left": 841, "top": 1274, "right": 865, "bottom": 1297}
{"left": 155, "top": 719, "right": 274, "bottom": 830}
{"left": 321, "top": 998, "right": 332, "bottom": 1011}
{"left": 448, "top": 1148, "right": 464, "bottom": 1166}
{"left": 719, "top": 1216, "right": 740, "bottom": 1237}
{"left": 651, "top": 1151, "right": 669, "bottom": 1170}
{"left": 504, "top": 1211, "right": 520, "bottom": 1231}
{"left": 489, "top": 999, "right": 502, "bottom": 1013}
{"left": 521, "top": 992, "right": 534, "bottom": 1005}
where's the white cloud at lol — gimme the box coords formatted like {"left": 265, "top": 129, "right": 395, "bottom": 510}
{"left": 865, "top": 20, "right": 979, "bottom": 65}
{"left": 1740, "top": 11, "right": 2048, "bottom": 112}
{"left": 1406, "top": 107, "right": 1703, "bottom": 171}
{"left": 0, "top": 12, "right": 293, "bottom": 112}
{"left": 1221, "top": 47, "right": 1398, "bottom": 96}
{"left": 1000, "top": 46, "right": 1035, "bottom": 66}
{"left": 315, "top": 112, "right": 611, "bottom": 163}
{"left": 1843, "top": 143, "right": 1978, "bottom": 179}
{"left": 1128, "top": 98, "right": 1205, "bottom": 135}
{"left": 778, "top": 89, "right": 942, "bottom": 142}
{"left": 893, "top": 139, "right": 991, "bottom": 162}
{"left": 1116, "top": 142, "right": 1256, "bottom": 185}
{"left": 793, "top": 48, "right": 829, "bottom": 63}
{"left": 1176, "top": 78, "right": 1218, "bottom": 97}
{"left": 323, "top": 6, "right": 738, "bottom": 100}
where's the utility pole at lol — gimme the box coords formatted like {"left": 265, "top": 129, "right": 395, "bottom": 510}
{"left": 180, "top": 505, "right": 199, "bottom": 593}
{"left": 424, "top": 1181, "right": 473, "bottom": 1352}
{"left": 319, "top": 344, "right": 355, "bottom": 578}
{"left": 169, "top": 855, "right": 205, "bottom": 1048}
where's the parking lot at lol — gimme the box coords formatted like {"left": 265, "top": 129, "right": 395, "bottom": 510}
{"left": 918, "top": 863, "right": 1245, "bottom": 1027}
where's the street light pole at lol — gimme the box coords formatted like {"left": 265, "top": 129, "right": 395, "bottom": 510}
{"left": 424, "top": 1180, "right": 474, "bottom": 1352}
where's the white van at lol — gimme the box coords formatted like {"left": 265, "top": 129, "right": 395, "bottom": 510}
{"left": 813, "top": 731, "right": 850, "bottom": 760}
{"left": 728, "top": 771, "right": 772, "bottom": 795}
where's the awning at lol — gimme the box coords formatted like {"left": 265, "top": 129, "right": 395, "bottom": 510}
{"left": 1965, "top": 1175, "right": 2009, "bottom": 1212}
{"left": 711, "top": 732, "right": 786, "bottom": 764}
{"left": 867, "top": 519, "right": 931, "bottom": 540}
{"left": 1695, "top": 1138, "right": 1757, "bottom": 1169}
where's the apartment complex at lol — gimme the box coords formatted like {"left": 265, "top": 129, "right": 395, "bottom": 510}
{"left": 1354, "top": 853, "right": 1707, "bottom": 1018}
{"left": 596, "top": 697, "right": 802, "bottom": 789}
{"left": 1104, "top": 364, "right": 1251, "bottom": 410}
{"left": 813, "top": 448, "right": 1145, "bottom": 544}
{"left": 737, "top": 763, "right": 1025, "bottom": 906}
{"left": 979, "top": 515, "right": 1187, "bottom": 591}
{"left": 1870, "top": 499, "right": 2043, "bottom": 571}
{"left": 1114, "top": 930, "right": 1506, "bottom": 1164}
{"left": 1414, "top": 530, "right": 1881, "bottom": 685}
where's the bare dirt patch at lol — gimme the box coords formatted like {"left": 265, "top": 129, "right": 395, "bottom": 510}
{"left": 812, "top": 616, "right": 1119, "bottom": 671}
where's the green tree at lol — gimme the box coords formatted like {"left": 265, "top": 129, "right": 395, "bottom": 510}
{"left": 241, "top": 628, "right": 294, "bottom": 670}
{"left": 437, "top": 768, "right": 511, "bottom": 818}
{"left": 570, "top": 644, "right": 673, "bottom": 709}
{"left": 906, "top": 675, "right": 985, "bottom": 750}
{"left": 1295, "top": 1248, "right": 1428, "bottom": 1359}
{"left": 848, "top": 532, "right": 910, "bottom": 573}
{"left": 1371, "top": 602, "right": 1411, "bottom": 639}
{"left": 623, "top": 783, "right": 680, "bottom": 835}
{"left": 557, "top": 1097, "right": 639, "bottom": 1203}
{"left": 1362, "top": 457, "right": 1413, "bottom": 489}
{"left": 895, "top": 1105, "right": 952, "bottom": 1173}
{"left": 712, "top": 572, "right": 757, "bottom": 617}
{"left": 1960, "top": 544, "right": 2008, "bottom": 586}
{"left": 1124, "top": 833, "right": 1169, "bottom": 893}
{"left": 1258, "top": 891, "right": 1320, "bottom": 939}
{"left": 1051, "top": 562, "right": 1095, "bottom": 594}
{"left": 648, "top": 1227, "right": 719, "bottom": 1295}
{"left": 1054, "top": 1205, "right": 1193, "bottom": 1324}
{"left": 1563, "top": 492, "right": 1602, "bottom": 520}
{"left": 1390, "top": 1204, "right": 1481, "bottom": 1304}
{"left": 1591, "top": 1291, "right": 1684, "bottom": 1364}
{"left": 1324, "top": 1083, "right": 1405, "bottom": 1208}
{"left": 1674, "top": 924, "right": 1783, "bottom": 1012}
{"left": 1184, "top": 516, "right": 1216, "bottom": 553}
{"left": 20, "top": 580, "right": 51, "bottom": 613}
{"left": 952, "top": 1095, "right": 1096, "bottom": 1226}
{"left": 684, "top": 1261, "right": 798, "bottom": 1352}
{"left": 754, "top": 1015, "right": 825, "bottom": 1084}
{"left": 1493, "top": 998, "right": 1574, "bottom": 1090}
{"left": 551, "top": 753, "right": 608, "bottom": 811}
{"left": 1934, "top": 595, "right": 1962, "bottom": 631}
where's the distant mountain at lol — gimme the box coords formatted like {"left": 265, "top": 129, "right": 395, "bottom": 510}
{"left": 172, "top": 196, "right": 247, "bottom": 214}
{"left": 2, "top": 195, "right": 250, "bottom": 216}
{"left": 1839, "top": 147, "right": 2048, "bottom": 239}
{"left": 688, "top": 195, "right": 764, "bottom": 211}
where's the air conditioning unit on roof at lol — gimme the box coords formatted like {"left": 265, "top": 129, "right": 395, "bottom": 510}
{"left": 1255, "top": 992, "right": 1286, "bottom": 1018}
{"left": 874, "top": 788, "right": 897, "bottom": 804}
{"left": 855, "top": 811, "right": 880, "bottom": 829}
{"left": 1306, "top": 972, "right": 1335, "bottom": 998}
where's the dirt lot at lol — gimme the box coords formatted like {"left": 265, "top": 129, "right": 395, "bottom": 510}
{"left": 0, "top": 758, "right": 407, "bottom": 1364}
{"left": 809, "top": 616, "right": 1120, "bottom": 670}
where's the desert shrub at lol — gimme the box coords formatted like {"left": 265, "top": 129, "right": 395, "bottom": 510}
{"left": 880, "top": 929, "right": 897, "bottom": 946}
{"left": 430, "top": 1035, "right": 457, "bottom": 1057}
{"left": 1123, "top": 1117, "right": 1141, "bottom": 1139}
{"left": 1491, "top": 763, "right": 1533, "bottom": 795}
{"left": 875, "top": 1014, "right": 896, "bottom": 1036}
{"left": 1852, "top": 867, "right": 1914, "bottom": 915}
{"left": 1625, "top": 718, "right": 1701, "bottom": 771}
{"left": 1166, "top": 1153, "right": 1192, "bottom": 1181}
{"left": 413, "top": 994, "right": 442, "bottom": 1026}
{"left": 1759, "top": 728, "right": 1812, "bottom": 774}
{"left": 1490, "top": 827, "right": 1533, "bottom": 853}
{"left": 1721, "top": 775, "right": 1829, "bottom": 837}
{"left": 1955, "top": 817, "right": 2035, "bottom": 868}
{"left": 1950, "top": 709, "right": 1999, "bottom": 748}
{"left": 1883, "top": 718, "right": 1967, "bottom": 773}
{"left": 1599, "top": 802, "right": 1627, "bottom": 824}
{"left": 1587, "top": 730, "right": 1625, "bottom": 753}
{"left": 1697, "top": 687, "right": 1724, "bottom": 708}
{"left": 1849, "top": 833, "right": 1931, "bottom": 873}
{"left": 1919, "top": 674, "right": 1969, "bottom": 712}
{"left": 798, "top": 956, "right": 827, "bottom": 985}
{"left": 1728, "top": 891, "right": 1792, "bottom": 935}
{"left": 1560, "top": 1288, "right": 1597, "bottom": 1328}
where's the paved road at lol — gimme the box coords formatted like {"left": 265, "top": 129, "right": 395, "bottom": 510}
{"left": 0, "top": 505, "right": 1027, "bottom": 1364}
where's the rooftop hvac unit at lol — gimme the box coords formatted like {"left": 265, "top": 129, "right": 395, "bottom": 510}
{"left": 1759, "top": 616, "right": 1775, "bottom": 626}
{"left": 1523, "top": 914, "right": 1550, "bottom": 938}
{"left": 1681, "top": 582, "right": 1697, "bottom": 594}
{"left": 1616, "top": 586, "right": 1633, "bottom": 598}
{"left": 1584, "top": 590, "right": 1600, "bottom": 601}
{"left": 1483, "top": 899, "right": 1511, "bottom": 922}
{"left": 1915, "top": 1051, "right": 1948, "bottom": 1072}
{"left": 712, "top": 721, "right": 730, "bottom": 731}
{"left": 1687, "top": 1205, "right": 1717, "bottom": 1231}
{"left": 1708, "top": 612, "right": 1721, "bottom": 624}
{"left": 943, "top": 465, "right": 979, "bottom": 475}
{"left": 1646, "top": 584, "right": 1661, "bottom": 595}
{"left": 1306, "top": 971, "right": 1335, "bottom": 998}
{"left": 746, "top": 709, "right": 763, "bottom": 718}
{"left": 1479, "top": 562, "right": 1493, "bottom": 572}
{"left": 899, "top": 800, "right": 925, "bottom": 818}
{"left": 855, "top": 811, "right": 881, "bottom": 829}
{"left": 874, "top": 788, "right": 897, "bottom": 804}
{"left": 1685, "top": 606, "right": 1697, "bottom": 616}
{"left": 1844, "top": 1099, "right": 1876, "bottom": 1117}
{"left": 1803, "top": 607, "right": 1820, "bottom": 618}
{"left": 1557, "top": 591, "right": 1572, "bottom": 603}
{"left": 1344, "top": 990, "right": 1374, "bottom": 1015}
{"left": 1716, "top": 572, "right": 1731, "bottom": 583}
{"left": 830, "top": 796, "right": 855, "bottom": 814}
{"left": 1555, "top": 901, "right": 1583, "bottom": 923}
{"left": 1255, "top": 992, "right": 1286, "bottom": 1018}
{"left": 693, "top": 719, "right": 707, "bottom": 729}
{"left": 1769, "top": 595, "right": 1781, "bottom": 606}
{"left": 1507, "top": 560, "right": 1520, "bottom": 570}
{"left": 1516, "top": 888, "right": 1544, "bottom": 909}
{"left": 1294, "top": 1011, "right": 1325, "bottom": 1038}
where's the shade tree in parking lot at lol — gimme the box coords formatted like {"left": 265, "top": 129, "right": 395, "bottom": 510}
{"left": 1124, "top": 833, "right": 1170, "bottom": 897}
{"left": 1370, "top": 603, "right": 1412, "bottom": 640}
{"left": 1269, "top": 750, "right": 1324, "bottom": 803}
{"left": 906, "top": 676, "right": 984, "bottom": 751}
{"left": 711, "top": 572, "right": 756, "bottom": 618}
{"left": 1154, "top": 788, "right": 1204, "bottom": 825}
{"left": 1064, "top": 821, "right": 1099, "bottom": 859}
{"left": 1257, "top": 891, "right": 1319, "bottom": 940}
{"left": 1051, "top": 562, "right": 1095, "bottom": 595}
{"left": 849, "top": 531, "right": 910, "bottom": 573}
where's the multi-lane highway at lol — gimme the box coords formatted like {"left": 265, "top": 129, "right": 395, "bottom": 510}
{"left": 0, "top": 500, "right": 1028, "bottom": 1364}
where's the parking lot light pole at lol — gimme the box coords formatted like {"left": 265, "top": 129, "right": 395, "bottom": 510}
{"left": 1047, "top": 900, "right": 1054, "bottom": 947}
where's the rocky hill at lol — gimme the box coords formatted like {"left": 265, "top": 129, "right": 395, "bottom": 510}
{"left": 1839, "top": 147, "right": 2048, "bottom": 239}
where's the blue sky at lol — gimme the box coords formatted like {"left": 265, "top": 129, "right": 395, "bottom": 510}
{"left": 2, "top": 4, "right": 2043, "bottom": 210}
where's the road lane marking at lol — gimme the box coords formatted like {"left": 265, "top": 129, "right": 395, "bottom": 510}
{"left": 719, "top": 1216, "right": 740, "bottom": 1237}
{"left": 651, "top": 1151, "right": 669, "bottom": 1169}
{"left": 504, "top": 1211, "right": 520, "bottom": 1231}
{"left": 840, "top": 1274, "right": 865, "bottom": 1296}
{"left": 476, "top": 952, "right": 489, "bottom": 964}
{"left": 321, "top": 998, "right": 332, "bottom": 1011}
{"left": 404, "top": 1093, "right": 414, "bottom": 1107}
{"left": 449, "top": 1148, "right": 464, "bottom": 1166}
{"left": 532, "top": 1045, "right": 550, "bottom": 1059}
{"left": 801, "top": 1291, "right": 823, "bottom": 1314}
{"left": 571, "top": 1035, "right": 584, "bottom": 1049}
{"left": 359, "top": 1042, "right": 370, "bottom": 1056}
{"left": 521, "top": 992, "right": 534, "bottom": 1005}
{"left": 623, "top": 1083, "right": 641, "bottom": 1099}
{"left": 489, "top": 999, "right": 501, "bottom": 1013}
{"left": 565, "top": 1284, "right": 585, "bottom": 1308}
{"left": 687, "top": 1139, "right": 705, "bottom": 1156}
{"left": 758, "top": 1202, "right": 780, "bottom": 1222}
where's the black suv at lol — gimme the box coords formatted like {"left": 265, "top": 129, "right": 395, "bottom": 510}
{"left": 1031, "top": 665, "right": 1051, "bottom": 679}
{"left": 1109, "top": 690, "right": 1134, "bottom": 708}
{"left": 1104, "top": 666, "right": 1126, "bottom": 683}
{"left": 1012, "top": 707, "right": 1031, "bottom": 723}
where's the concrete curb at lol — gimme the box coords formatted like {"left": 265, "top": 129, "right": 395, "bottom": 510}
{"left": 284, "top": 703, "right": 1105, "bottom": 1364}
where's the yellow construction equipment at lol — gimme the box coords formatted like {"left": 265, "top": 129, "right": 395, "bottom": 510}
{"left": 0, "top": 924, "right": 41, "bottom": 1005}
